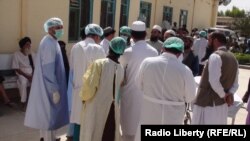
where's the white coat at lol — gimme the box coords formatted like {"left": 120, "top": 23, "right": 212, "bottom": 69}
{"left": 24, "top": 35, "right": 69, "bottom": 130}
{"left": 69, "top": 37, "right": 106, "bottom": 124}
{"left": 134, "top": 52, "right": 196, "bottom": 140}
{"left": 119, "top": 40, "right": 158, "bottom": 136}
{"left": 80, "top": 58, "right": 124, "bottom": 141}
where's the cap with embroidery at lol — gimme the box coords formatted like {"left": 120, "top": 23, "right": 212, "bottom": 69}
{"left": 131, "top": 21, "right": 146, "bottom": 31}
{"left": 152, "top": 25, "right": 162, "bottom": 32}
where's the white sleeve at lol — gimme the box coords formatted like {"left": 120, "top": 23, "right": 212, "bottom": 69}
{"left": 208, "top": 54, "right": 225, "bottom": 98}
{"left": 135, "top": 60, "right": 146, "bottom": 91}
{"left": 119, "top": 51, "right": 128, "bottom": 68}
{"left": 12, "top": 52, "right": 19, "bottom": 69}
{"left": 229, "top": 68, "right": 239, "bottom": 94}
{"left": 183, "top": 66, "right": 196, "bottom": 103}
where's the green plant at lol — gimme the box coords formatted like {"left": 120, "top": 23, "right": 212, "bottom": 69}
{"left": 234, "top": 53, "right": 250, "bottom": 64}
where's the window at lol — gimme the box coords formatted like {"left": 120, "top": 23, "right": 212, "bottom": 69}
{"left": 163, "top": 6, "right": 173, "bottom": 25}
{"left": 68, "top": 0, "right": 93, "bottom": 42}
{"left": 179, "top": 10, "right": 188, "bottom": 27}
{"left": 139, "top": 1, "right": 151, "bottom": 28}
{"left": 100, "top": 0, "right": 116, "bottom": 28}
{"left": 119, "top": 0, "right": 130, "bottom": 27}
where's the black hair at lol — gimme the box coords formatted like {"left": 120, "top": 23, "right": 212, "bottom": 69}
{"left": 211, "top": 32, "right": 227, "bottom": 45}
{"left": 80, "top": 27, "right": 86, "bottom": 40}
{"left": 131, "top": 31, "right": 146, "bottom": 40}
{"left": 19, "top": 37, "right": 31, "bottom": 48}
{"left": 164, "top": 47, "right": 182, "bottom": 54}
{"left": 104, "top": 30, "right": 116, "bottom": 37}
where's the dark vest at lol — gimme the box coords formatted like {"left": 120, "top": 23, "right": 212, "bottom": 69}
{"left": 194, "top": 48, "right": 238, "bottom": 107}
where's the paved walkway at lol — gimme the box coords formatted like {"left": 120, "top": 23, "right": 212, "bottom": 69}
{"left": 0, "top": 68, "right": 249, "bottom": 141}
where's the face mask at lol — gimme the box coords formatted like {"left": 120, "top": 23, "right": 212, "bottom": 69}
{"left": 120, "top": 35, "right": 128, "bottom": 42}
{"left": 55, "top": 29, "right": 63, "bottom": 39}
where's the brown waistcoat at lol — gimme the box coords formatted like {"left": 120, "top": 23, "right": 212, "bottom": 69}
{"left": 194, "top": 48, "right": 238, "bottom": 107}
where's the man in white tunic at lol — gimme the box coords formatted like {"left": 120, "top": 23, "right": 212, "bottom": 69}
{"left": 146, "top": 25, "right": 163, "bottom": 54}
{"left": 134, "top": 37, "right": 196, "bottom": 141}
{"left": 119, "top": 21, "right": 158, "bottom": 141}
{"left": 69, "top": 24, "right": 105, "bottom": 141}
{"left": 12, "top": 37, "right": 36, "bottom": 109}
{"left": 24, "top": 17, "right": 68, "bottom": 141}
{"left": 100, "top": 26, "right": 116, "bottom": 55}
{"left": 192, "top": 32, "right": 239, "bottom": 125}
{"left": 192, "top": 31, "right": 208, "bottom": 75}
{"left": 79, "top": 37, "right": 126, "bottom": 141}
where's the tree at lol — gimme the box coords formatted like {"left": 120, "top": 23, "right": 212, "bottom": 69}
{"left": 224, "top": 6, "right": 246, "bottom": 18}
{"left": 233, "top": 16, "right": 250, "bottom": 37}
{"left": 218, "top": 10, "right": 225, "bottom": 16}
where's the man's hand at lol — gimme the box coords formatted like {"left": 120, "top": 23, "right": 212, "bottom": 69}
{"left": 27, "top": 75, "right": 33, "bottom": 82}
{"left": 224, "top": 93, "right": 234, "bottom": 106}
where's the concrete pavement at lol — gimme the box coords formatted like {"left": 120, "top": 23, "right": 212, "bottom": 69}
{"left": 0, "top": 68, "right": 249, "bottom": 141}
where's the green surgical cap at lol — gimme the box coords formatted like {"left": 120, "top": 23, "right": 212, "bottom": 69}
{"left": 85, "top": 24, "right": 103, "bottom": 37}
{"left": 109, "top": 37, "right": 126, "bottom": 55}
{"left": 44, "top": 17, "right": 63, "bottom": 33}
{"left": 163, "top": 37, "right": 184, "bottom": 52}
{"left": 120, "top": 26, "right": 131, "bottom": 36}
{"left": 199, "top": 31, "right": 207, "bottom": 38}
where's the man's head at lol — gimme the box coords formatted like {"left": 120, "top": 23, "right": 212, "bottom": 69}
{"left": 19, "top": 37, "right": 31, "bottom": 55}
{"left": 208, "top": 32, "right": 227, "bottom": 51}
{"left": 120, "top": 26, "right": 131, "bottom": 43}
{"left": 85, "top": 23, "right": 104, "bottom": 44}
{"left": 199, "top": 30, "right": 207, "bottom": 38}
{"left": 164, "top": 29, "right": 176, "bottom": 41}
{"left": 150, "top": 25, "right": 162, "bottom": 42}
{"left": 131, "top": 21, "right": 146, "bottom": 41}
{"left": 182, "top": 36, "right": 193, "bottom": 50}
{"left": 103, "top": 26, "right": 116, "bottom": 41}
{"left": 44, "top": 17, "right": 64, "bottom": 39}
{"left": 162, "top": 37, "right": 184, "bottom": 57}
{"left": 173, "top": 22, "right": 177, "bottom": 27}
{"left": 109, "top": 37, "right": 126, "bottom": 57}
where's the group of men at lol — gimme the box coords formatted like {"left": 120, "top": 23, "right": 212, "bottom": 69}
{"left": 20, "top": 17, "right": 239, "bottom": 141}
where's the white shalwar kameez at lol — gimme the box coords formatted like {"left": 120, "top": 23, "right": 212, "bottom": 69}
{"left": 192, "top": 47, "right": 239, "bottom": 124}
{"left": 119, "top": 40, "right": 158, "bottom": 141}
{"left": 12, "top": 50, "right": 36, "bottom": 103}
{"left": 192, "top": 37, "right": 208, "bottom": 65}
{"left": 79, "top": 58, "right": 124, "bottom": 141}
{"left": 134, "top": 52, "right": 196, "bottom": 141}
{"left": 69, "top": 37, "right": 106, "bottom": 125}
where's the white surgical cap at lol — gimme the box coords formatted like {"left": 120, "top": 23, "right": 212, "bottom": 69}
{"left": 85, "top": 24, "right": 103, "bottom": 37}
{"left": 44, "top": 17, "right": 63, "bottom": 33}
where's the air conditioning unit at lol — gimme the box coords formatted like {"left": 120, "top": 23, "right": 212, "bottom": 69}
{"left": 219, "top": 0, "right": 231, "bottom": 6}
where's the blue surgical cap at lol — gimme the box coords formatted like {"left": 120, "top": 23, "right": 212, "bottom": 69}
{"left": 120, "top": 26, "right": 131, "bottom": 36}
{"left": 109, "top": 37, "right": 126, "bottom": 55}
{"left": 44, "top": 17, "right": 63, "bottom": 33}
{"left": 163, "top": 37, "right": 184, "bottom": 52}
{"left": 199, "top": 31, "right": 207, "bottom": 38}
{"left": 85, "top": 24, "right": 103, "bottom": 37}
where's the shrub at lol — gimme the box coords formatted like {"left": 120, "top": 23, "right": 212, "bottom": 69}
{"left": 234, "top": 53, "right": 250, "bottom": 65}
